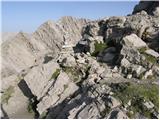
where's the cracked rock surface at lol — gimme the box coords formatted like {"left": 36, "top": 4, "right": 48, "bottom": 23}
{"left": 1, "top": 1, "right": 159, "bottom": 119}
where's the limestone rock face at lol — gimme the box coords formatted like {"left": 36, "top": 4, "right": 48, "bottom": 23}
{"left": 122, "top": 34, "right": 147, "bottom": 49}
{"left": 120, "top": 46, "right": 141, "bottom": 64}
{"left": 24, "top": 60, "right": 60, "bottom": 100}
{"left": 33, "top": 17, "right": 89, "bottom": 54}
{"left": 37, "top": 72, "right": 78, "bottom": 114}
{"left": 2, "top": 86, "right": 33, "bottom": 119}
{"left": 1, "top": 1, "right": 159, "bottom": 119}
{"left": 1, "top": 17, "right": 89, "bottom": 79}
{"left": 1, "top": 75, "right": 34, "bottom": 119}
{"left": 21, "top": 58, "right": 79, "bottom": 115}
{"left": 145, "top": 49, "right": 159, "bottom": 58}
{"left": 58, "top": 16, "right": 90, "bottom": 45}
{"left": 32, "top": 20, "right": 64, "bottom": 57}
{"left": 1, "top": 32, "right": 36, "bottom": 77}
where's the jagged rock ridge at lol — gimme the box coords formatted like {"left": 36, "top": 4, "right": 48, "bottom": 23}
{"left": 1, "top": 1, "right": 159, "bottom": 119}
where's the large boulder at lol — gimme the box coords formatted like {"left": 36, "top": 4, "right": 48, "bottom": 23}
{"left": 24, "top": 60, "right": 60, "bottom": 100}
{"left": 132, "top": 1, "right": 159, "bottom": 15}
{"left": 120, "top": 46, "right": 141, "bottom": 64}
{"left": 57, "top": 53, "right": 77, "bottom": 67}
{"left": 24, "top": 60, "right": 79, "bottom": 115}
{"left": 82, "top": 21, "right": 100, "bottom": 37}
{"left": 106, "top": 16, "right": 126, "bottom": 28}
{"left": 37, "top": 72, "right": 78, "bottom": 114}
{"left": 145, "top": 49, "right": 159, "bottom": 58}
{"left": 122, "top": 34, "right": 147, "bottom": 49}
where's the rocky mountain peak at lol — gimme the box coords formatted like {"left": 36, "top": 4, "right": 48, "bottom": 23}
{"left": 15, "top": 31, "right": 30, "bottom": 41}
{"left": 58, "top": 16, "right": 75, "bottom": 21}
{"left": 37, "top": 20, "right": 58, "bottom": 30}
{"left": 1, "top": 1, "right": 159, "bottom": 119}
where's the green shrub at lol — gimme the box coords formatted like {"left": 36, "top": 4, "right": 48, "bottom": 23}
{"left": 138, "top": 47, "right": 148, "bottom": 53}
{"left": 111, "top": 82, "right": 159, "bottom": 118}
{"left": 138, "top": 47, "right": 157, "bottom": 64}
{"left": 126, "top": 111, "right": 134, "bottom": 119}
{"left": 1, "top": 86, "right": 14, "bottom": 104}
{"left": 91, "top": 41, "right": 108, "bottom": 56}
{"left": 63, "top": 67, "right": 82, "bottom": 83}
{"left": 39, "top": 111, "right": 47, "bottom": 119}
{"left": 143, "top": 53, "right": 157, "bottom": 64}
{"left": 50, "top": 69, "right": 60, "bottom": 80}
{"left": 27, "top": 102, "right": 34, "bottom": 113}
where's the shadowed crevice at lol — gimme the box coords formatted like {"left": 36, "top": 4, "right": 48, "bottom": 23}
{"left": 18, "top": 80, "right": 39, "bottom": 118}
{"left": 18, "top": 80, "right": 34, "bottom": 98}
{"left": 1, "top": 104, "right": 9, "bottom": 119}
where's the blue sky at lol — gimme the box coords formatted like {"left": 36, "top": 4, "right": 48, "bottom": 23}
{"left": 2, "top": 1, "right": 139, "bottom": 32}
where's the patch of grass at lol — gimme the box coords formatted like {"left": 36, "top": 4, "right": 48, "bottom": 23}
{"left": 91, "top": 41, "right": 108, "bottom": 57}
{"left": 27, "top": 102, "right": 34, "bottom": 113}
{"left": 111, "top": 82, "right": 159, "bottom": 118}
{"left": 1, "top": 86, "right": 14, "bottom": 104}
{"left": 138, "top": 47, "right": 157, "bottom": 64}
{"left": 139, "top": 71, "right": 146, "bottom": 80}
{"left": 50, "top": 69, "right": 60, "bottom": 80}
{"left": 131, "top": 97, "right": 152, "bottom": 118}
{"left": 126, "top": 111, "right": 134, "bottom": 119}
{"left": 138, "top": 47, "right": 148, "bottom": 53}
{"left": 27, "top": 100, "right": 38, "bottom": 118}
{"left": 16, "top": 75, "right": 24, "bottom": 82}
{"left": 147, "top": 75, "right": 155, "bottom": 80}
{"left": 39, "top": 111, "right": 47, "bottom": 119}
{"left": 63, "top": 67, "right": 82, "bottom": 83}
{"left": 143, "top": 53, "right": 157, "bottom": 64}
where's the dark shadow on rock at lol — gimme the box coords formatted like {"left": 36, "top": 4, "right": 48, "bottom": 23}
{"left": 108, "top": 110, "right": 119, "bottom": 119}
{"left": 73, "top": 43, "right": 89, "bottom": 54}
{"left": 1, "top": 104, "right": 9, "bottom": 119}
{"left": 28, "top": 97, "right": 40, "bottom": 118}
{"left": 18, "top": 80, "right": 39, "bottom": 118}
{"left": 45, "top": 85, "right": 99, "bottom": 119}
{"left": 18, "top": 80, "right": 34, "bottom": 98}
{"left": 38, "top": 74, "right": 60, "bottom": 102}
{"left": 43, "top": 56, "right": 53, "bottom": 64}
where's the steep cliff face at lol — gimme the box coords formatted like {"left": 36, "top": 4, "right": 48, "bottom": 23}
{"left": 32, "top": 20, "right": 64, "bottom": 58}
{"left": 58, "top": 16, "right": 90, "bottom": 45}
{"left": 1, "top": 1, "right": 159, "bottom": 119}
